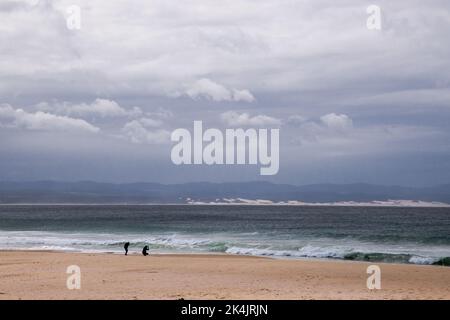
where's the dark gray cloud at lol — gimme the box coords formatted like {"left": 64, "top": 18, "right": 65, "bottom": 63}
{"left": 1, "top": 0, "right": 449, "bottom": 186}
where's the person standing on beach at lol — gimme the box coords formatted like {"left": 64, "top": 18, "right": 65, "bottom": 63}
{"left": 142, "top": 245, "right": 149, "bottom": 256}
{"left": 124, "top": 242, "right": 130, "bottom": 255}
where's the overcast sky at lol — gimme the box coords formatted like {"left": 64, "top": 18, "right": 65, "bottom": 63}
{"left": 1, "top": 0, "right": 449, "bottom": 186}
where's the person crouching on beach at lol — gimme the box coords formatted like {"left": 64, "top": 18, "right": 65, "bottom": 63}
{"left": 142, "top": 245, "right": 149, "bottom": 256}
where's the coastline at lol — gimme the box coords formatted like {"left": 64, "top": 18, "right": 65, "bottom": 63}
{"left": 1, "top": 202, "right": 449, "bottom": 207}
{"left": 0, "top": 250, "right": 449, "bottom": 300}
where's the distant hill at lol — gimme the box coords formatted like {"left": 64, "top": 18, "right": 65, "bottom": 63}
{"left": 0, "top": 181, "right": 449, "bottom": 204}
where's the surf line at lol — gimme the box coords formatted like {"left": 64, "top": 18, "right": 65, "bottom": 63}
{"left": 170, "top": 120, "right": 279, "bottom": 175}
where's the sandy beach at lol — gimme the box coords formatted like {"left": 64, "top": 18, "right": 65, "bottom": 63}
{"left": 0, "top": 251, "right": 449, "bottom": 300}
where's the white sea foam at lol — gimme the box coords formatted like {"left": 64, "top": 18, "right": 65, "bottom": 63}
{"left": 408, "top": 255, "right": 439, "bottom": 265}
{"left": 0, "top": 230, "right": 448, "bottom": 265}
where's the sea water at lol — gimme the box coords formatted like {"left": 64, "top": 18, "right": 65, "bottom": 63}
{"left": 0, "top": 205, "right": 449, "bottom": 265}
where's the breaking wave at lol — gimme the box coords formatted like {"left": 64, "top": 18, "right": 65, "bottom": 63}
{"left": 0, "top": 230, "right": 448, "bottom": 266}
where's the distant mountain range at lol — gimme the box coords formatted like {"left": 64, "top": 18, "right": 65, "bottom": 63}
{"left": 0, "top": 181, "right": 449, "bottom": 205}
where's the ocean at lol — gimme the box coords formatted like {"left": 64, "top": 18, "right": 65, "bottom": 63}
{"left": 0, "top": 205, "right": 449, "bottom": 265}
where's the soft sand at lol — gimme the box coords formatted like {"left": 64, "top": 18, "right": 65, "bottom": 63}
{"left": 0, "top": 251, "right": 449, "bottom": 300}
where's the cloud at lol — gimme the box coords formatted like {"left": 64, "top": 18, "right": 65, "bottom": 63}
{"left": 0, "top": 1, "right": 450, "bottom": 185}
{"left": 0, "top": 104, "right": 99, "bottom": 133}
{"left": 121, "top": 119, "right": 170, "bottom": 144}
{"left": 0, "top": 0, "right": 448, "bottom": 117}
{"left": 221, "top": 111, "right": 281, "bottom": 127}
{"left": 288, "top": 113, "right": 354, "bottom": 145}
{"left": 320, "top": 113, "right": 353, "bottom": 130}
{"left": 1, "top": 0, "right": 448, "bottom": 104}
{"left": 146, "top": 108, "right": 174, "bottom": 120}
{"left": 286, "top": 114, "right": 308, "bottom": 125}
{"left": 36, "top": 99, "right": 142, "bottom": 118}
{"left": 184, "top": 78, "right": 255, "bottom": 102}
{"left": 137, "top": 117, "right": 163, "bottom": 128}
{"left": 231, "top": 89, "right": 256, "bottom": 103}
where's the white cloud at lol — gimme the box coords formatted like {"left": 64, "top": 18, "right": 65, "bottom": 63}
{"left": 121, "top": 119, "right": 170, "bottom": 144}
{"left": 185, "top": 78, "right": 230, "bottom": 101}
{"left": 36, "top": 99, "right": 142, "bottom": 118}
{"left": 287, "top": 114, "right": 308, "bottom": 125}
{"left": 0, "top": 1, "right": 449, "bottom": 185}
{"left": 221, "top": 111, "right": 281, "bottom": 127}
{"left": 146, "top": 108, "right": 174, "bottom": 120}
{"left": 288, "top": 113, "right": 354, "bottom": 145}
{"left": 184, "top": 78, "right": 255, "bottom": 102}
{"left": 0, "top": 0, "right": 449, "bottom": 111}
{"left": 320, "top": 113, "right": 353, "bottom": 130}
{"left": 138, "top": 117, "right": 163, "bottom": 128}
{"left": 0, "top": 104, "right": 99, "bottom": 133}
{"left": 231, "top": 89, "right": 256, "bottom": 103}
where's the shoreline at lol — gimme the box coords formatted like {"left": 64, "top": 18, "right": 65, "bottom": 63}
{"left": 0, "top": 250, "right": 449, "bottom": 300}
{"left": 1, "top": 248, "right": 448, "bottom": 267}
